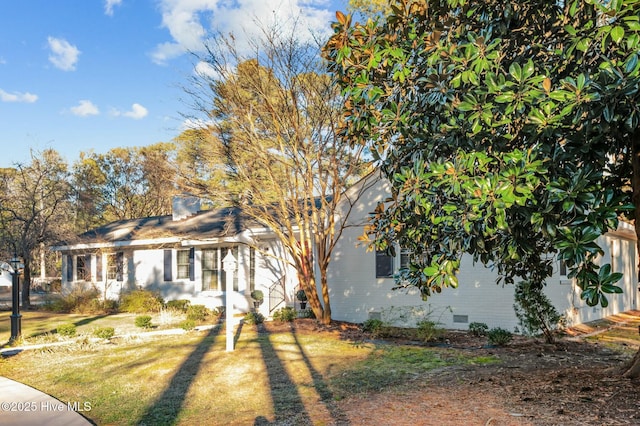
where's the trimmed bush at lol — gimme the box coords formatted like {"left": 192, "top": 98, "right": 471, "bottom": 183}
{"left": 57, "top": 323, "right": 77, "bottom": 337}
{"left": 93, "top": 327, "right": 115, "bottom": 340}
{"left": 362, "top": 318, "right": 384, "bottom": 333}
{"left": 272, "top": 306, "right": 296, "bottom": 322}
{"left": 487, "top": 327, "right": 513, "bottom": 346}
{"left": 468, "top": 322, "right": 489, "bottom": 337}
{"left": 186, "top": 304, "right": 211, "bottom": 322}
{"left": 135, "top": 315, "right": 153, "bottom": 329}
{"left": 120, "top": 290, "right": 164, "bottom": 314}
{"left": 244, "top": 311, "right": 265, "bottom": 325}
{"left": 180, "top": 319, "right": 196, "bottom": 331}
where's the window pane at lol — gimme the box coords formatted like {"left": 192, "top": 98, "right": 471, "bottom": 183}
{"left": 202, "top": 249, "right": 219, "bottom": 290}
{"left": 177, "top": 249, "right": 189, "bottom": 279}
{"left": 376, "top": 249, "right": 394, "bottom": 278}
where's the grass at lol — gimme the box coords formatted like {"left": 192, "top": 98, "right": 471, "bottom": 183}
{"left": 579, "top": 311, "right": 640, "bottom": 355}
{"left": 0, "top": 310, "right": 212, "bottom": 346}
{"left": 0, "top": 312, "right": 494, "bottom": 425}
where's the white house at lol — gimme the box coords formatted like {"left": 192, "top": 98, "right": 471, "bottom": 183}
{"left": 54, "top": 177, "right": 639, "bottom": 330}
{"left": 327, "top": 174, "right": 639, "bottom": 331}
{"left": 52, "top": 196, "right": 300, "bottom": 317}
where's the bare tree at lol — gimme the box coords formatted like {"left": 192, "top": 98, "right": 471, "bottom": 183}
{"left": 181, "top": 18, "right": 370, "bottom": 324}
{"left": 0, "top": 150, "right": 73, "bottom": 308}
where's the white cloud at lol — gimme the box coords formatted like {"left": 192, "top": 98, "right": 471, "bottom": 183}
{"left": 0, "top": 89, "right": 38, "bottom": 103}
{"left": 104, "top": 0, "right": 123, "bottom": 16}
{"left": 151, "top": 0, "right": 334, "bottom": 65}
{"left": 47, "top": 37, "right": 81, "bottom": 71}
{"left": 111, "top": 103, "right": 148, "bottom": 119}
{"left": 70, "top": 100, "right": 100, "bottom": 117}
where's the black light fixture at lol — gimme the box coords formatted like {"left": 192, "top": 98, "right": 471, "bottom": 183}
{"left": 9, "top": 253, "right": 21, "bottom": 341}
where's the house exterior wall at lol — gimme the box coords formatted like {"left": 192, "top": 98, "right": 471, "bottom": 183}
{"left": 60, "top": 236, "right": 299, "bottom": 317}
{"left": 328, "top": 176, "right": 639, "bottom": 330}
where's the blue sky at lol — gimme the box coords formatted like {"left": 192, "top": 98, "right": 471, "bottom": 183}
{"left": 0, "top": 0, "right": 348, "bottom": 168}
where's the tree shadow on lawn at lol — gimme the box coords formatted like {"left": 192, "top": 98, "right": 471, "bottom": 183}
{"left": 254, "top": 328, "right": 312, "bottom": 425}
{"left": 254, "top": 327, "right": 348, "bottom": 425}
{"left": 137, "top": 323, "right": 222, "bottom": 425}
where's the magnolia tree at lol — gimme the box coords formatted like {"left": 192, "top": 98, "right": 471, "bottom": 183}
{"left": 324, "top": 0, "right": 640, "bottom": 377}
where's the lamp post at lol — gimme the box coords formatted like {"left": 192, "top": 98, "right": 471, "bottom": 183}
{"left": 10, "top": 254, "right": 21, "bottom": 341}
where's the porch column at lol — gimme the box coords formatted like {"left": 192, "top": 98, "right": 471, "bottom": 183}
{"left": 223, "top": 250, "right": 237, "bottom": 352}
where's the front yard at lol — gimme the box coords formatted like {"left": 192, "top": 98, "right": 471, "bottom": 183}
{"left": 0, "top": 310, "right": 639, "bottom": 425}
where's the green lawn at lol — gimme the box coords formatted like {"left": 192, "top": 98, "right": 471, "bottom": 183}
{"left": 0, "top": 312, "right": 493, "bottom": 425}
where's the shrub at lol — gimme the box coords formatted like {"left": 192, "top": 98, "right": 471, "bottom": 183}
{"left": 211, "top": 306, "right": 225, "bottom": 317}
{"left": 180, "top": 319, "right": 196, "bottom": 331}
{"left": 45, "top": 285, "right": 103, "bottom": 314}
{"left": 416, "top": 320, "right": 443, "bottom": 342}
{"left": 272, "top": 306, "right": 297, "bottom": 322}
{"left": 120, "top": 290, "right": 164, "bottom": 314}
{"left": 57, "top": 323, "right": 77, "bottom": 337}
{"left": 250, "top": 290, "right": 264, "bottom": 301}
{"left": 135, "top": 315, "right": 153, "bottom": 329}
{"left": 93, "top": 327, "right": 115, "bottom": 340}
{"left": 166, "top": 299, "right": 190, "bottom": 312}
{"left": 300, "top": 308, "right": 315, "bottom": 319}
{"left": 362, "top": 318, "right": 384, "bottom": 333}
{"left": 513, "top": 280, "right": 565, "bottom": 343}
{"left": 186, "top": 304, "right": 211, "bottom": 322}
{"left": 244, "top": 311, "right": 265, "bottom": 325}
{"left": 487, "top": 327, "right": 513, "bottom": 346}
{"left": 468, "top": 322, "right": 489, "bottom": 337}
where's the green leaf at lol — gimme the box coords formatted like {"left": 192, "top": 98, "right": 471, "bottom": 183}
{"left": 495, "top": 93, "right": 515, "bottom": 103}
{"left": 611, "top": 26, "right": 625, "bottom": 44}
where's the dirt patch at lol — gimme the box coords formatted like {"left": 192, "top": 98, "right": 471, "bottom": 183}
{"left": 264, "top": 314, "right": 640, "bottom": 425}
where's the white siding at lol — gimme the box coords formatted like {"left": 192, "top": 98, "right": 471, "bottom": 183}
{"left": 329, "top": 176, "right": 639, "bottom": 330}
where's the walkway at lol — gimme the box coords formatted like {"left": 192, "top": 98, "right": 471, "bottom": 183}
{"left": 0, "top": 376, "right": 93, "bottom": 425}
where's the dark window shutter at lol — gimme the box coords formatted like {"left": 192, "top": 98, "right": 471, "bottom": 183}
{"left": 116, "top": 252, "right": 124, "bottom": 281}
{"left": 66, "top": 255, "right": 73, "bottom": 282}
{"left": 375, "top": 250, "right": 394, "bottom": 278}
{"left": 164, "top": 250, "right": 172, "bottom": 281}
{"left": 189, "top": 247, "right": 195, "bottom": 281}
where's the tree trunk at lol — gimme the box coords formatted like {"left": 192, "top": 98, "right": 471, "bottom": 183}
{"left": 627, "top": 132, "right": 640, "bottom": 379}
{"left": 319, "top": 273, "right": 332, "bottom": 325}
{"left": 21, "top": 263, "right": 31, "bottom": 310}
{"left": 622, "top": 348, "right": 640, "bottom": 379}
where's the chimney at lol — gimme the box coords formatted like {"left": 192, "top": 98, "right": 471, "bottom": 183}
{"left": 172, "top": 195, "right": 201, "bottom": 221}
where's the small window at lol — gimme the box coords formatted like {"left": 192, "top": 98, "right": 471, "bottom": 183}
{"left": 107, "top": 252, "right": 123, "bottom": 281}
{"left": 177, "top": 249, "right": 191, "bottom": 279}
{"left": 76, "top": 255, "right": 91, "bottom": 281}
{"left": 400, "top": 247, "right": 412, "bottom": 270}
{"left": 96, "top": 254, "right": 103, "bottom": 282}
{"left": 559, "top": 259, "right": 567, "bottom": 276}
{"left": 376, "top": 249, "right": 394, "bottom": 278}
